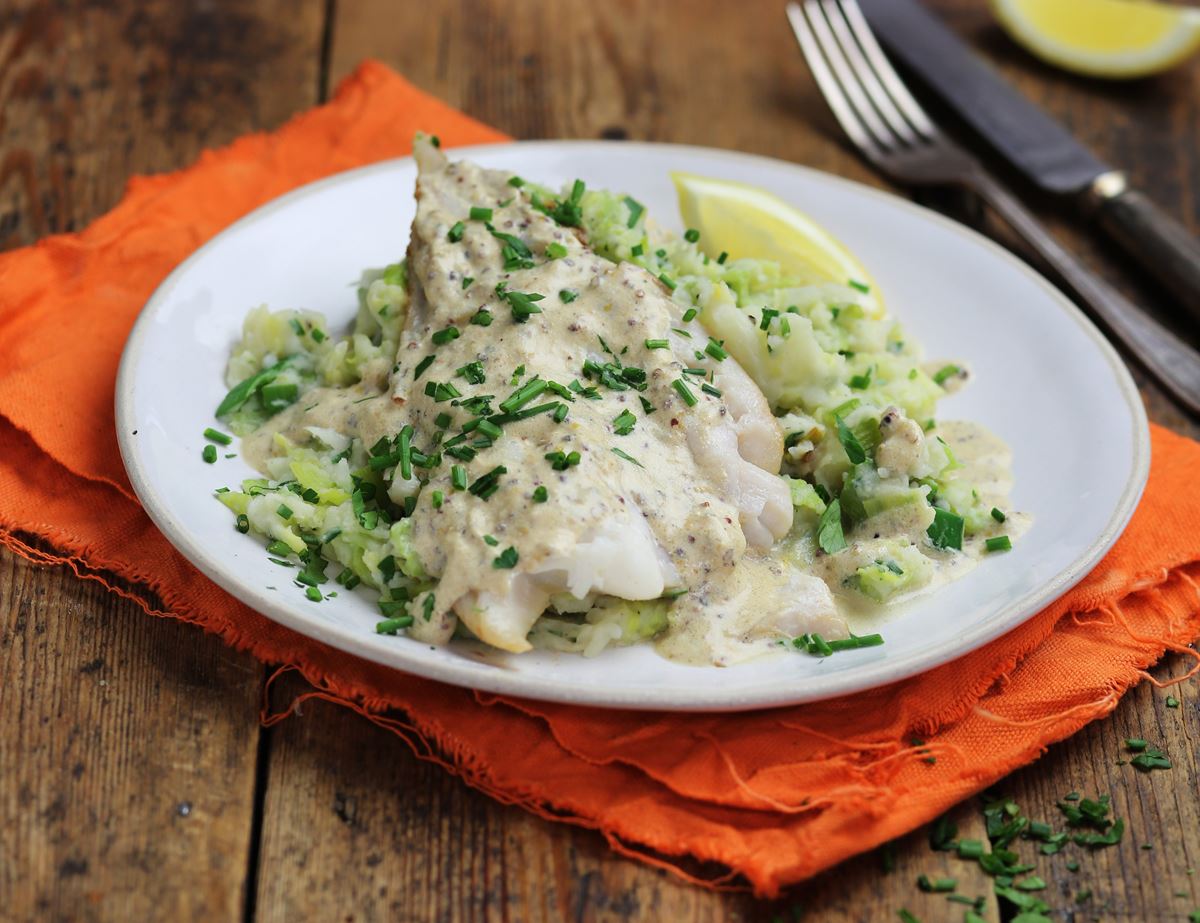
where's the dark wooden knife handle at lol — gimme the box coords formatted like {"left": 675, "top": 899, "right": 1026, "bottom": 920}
{"left": 1093, "top": 186, "right": 1200, "bottom": 323}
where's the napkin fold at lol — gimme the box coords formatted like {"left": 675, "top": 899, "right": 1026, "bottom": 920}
{"left": 1, "top": 60, "right": 1197, "bottom": 896}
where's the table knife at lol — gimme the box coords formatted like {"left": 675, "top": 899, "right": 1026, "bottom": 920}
{"left": 859, "top": 0, "right": 1200, "bottom": 322}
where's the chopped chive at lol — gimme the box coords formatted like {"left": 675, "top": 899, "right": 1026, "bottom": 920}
{"left": 203, "top": 427, "right": 232, "bottom": 446}
{"left": 985, "top": 535, "right": 1012, "bottom": 553}
{"left": 705, "top": 338, "right": 727, "bottom": 361}
{"left": 559, "top": 289, "right": 578, "bottom": 303}
{"left": 447, "top": 221, "right": 465, "bottom": 242}
{"left": 623, "top": 196, "right": 644, "bottom": 228}
{"left": 483, "top": 534, "right": 499, "bottom": 546}
{"left": 917, "top": 875, "right": 957, "bottom": 893}
{"left": 461, "top": 276, "right": 474, "bottom": 290}
{"left": 533, "top": 486, "right": 548, "bottom": 503}
{"left": 658, "top": 273, "right": 676, "bottom": 291}
{"left": 682, "top": 307, "right": 697, "bottom": 322}
{"left": 305, "top": 586, "right": 322, "bottom": 602}
{"left": 456, "top": 361, "right": 486, "bottom": 385}
{"left": 432, "top": 326, "right": 460, "bottom": 345}
{"left": 644, "top": 338, "right": 669, "bottom": 350}
{"left": 611, "top": 447, "right": 643, "bottom": 467}
{"left": 507, "top": 175, "right": 524, "bottom": 188}
{"left": 701, "top": 383, "right": 722, "bottom": 397}
{"left": 631, "top": 243, "right": 644, "bottom": 257}
{"left": 957, "top": 839, "right": 984, "bottom": 859}
{"left": 933, "top": 364, "right": 962, "bottom": 386}
{"left": 468, "top": 465, "right": 508, "bottom": 500}
{"left": 817, "top": 499, "right": 846, "bottom": 554}
{"left": 202, "top": 444, "right": 217, "bottom": 463}
{"left": 1125, "top": 738, "right": 1148, "bottom": 751}
{"left": 546, "top": 242, "right": 568, "bottom": 259}
{"left": 671, "top": 328, "right": 692, "bottom": 338}
{"left": 434, "top": 412, "right": 452, "bottom": 429}
{"left": 927, "top": 508, "right": 965, "bottom": 551}
{"left": 681, "top": 367, "right": 706, "bottom": 376}
{"left": 235, "top": 514, "right": 250, "bottom": 534}
{"left": 413, "top": 354, "right": 436, "bottom": 380}
{"left": 451, "top": 465, "right": 467, "bottom": 490}
{"left": 1167, "top": 694, "right": 1180, "bottom": 708}
{"left": 469, "top": 206, "right": 493, "bottom": 221}
{"left": 717, "top": 251, "right": 728, "bottom": 264}
{"left": 470, "top": 308, "right": 493, "bottom": 326}
{"left": 684, "top": 228, "right": 700, "bottom": 243}
{"left": 276, "top": 504, "right": 294, "bottom": 519}
{"left": 849, "top": 369, "right": 873, "bottom": 390}
{"left": 499, "top": 378, "right": 548, "bottom": 413}
{"left": 376, "top": 615, "right": 414, "bottom": 634}
{"left": 672, "top": 379, "right": 697, "bottom": 406}
{"left": 612, "top": 409, "right": 637, "bottom": 435}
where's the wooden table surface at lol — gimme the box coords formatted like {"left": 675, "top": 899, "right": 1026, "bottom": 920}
{"left": 3, "top": 2, "right": 1198, "bottom": 920}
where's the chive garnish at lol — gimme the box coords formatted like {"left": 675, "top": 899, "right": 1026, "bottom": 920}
{"left": 447, "top": 221, "right": 465, "bottom": 242}
{"left": 717, "top": 251, "right": 728, "bottom": 264}
{"left": 546, "top": 242, "right": 568, "bottom": 259}
{"left": 483, "top": 534, "right": 499, "bottom": 546}
{"left": 499, "top": 378, "right": 548, "bottom": 413}
{"left": 682, "top": 307, "right": 697, "bottom": 322}
{"left": 701, "top": 383, "right": 722, "bottom": 397}
{"left": 991, "top": 507, "right": 1007, "bottom": 523}
{"left": 508, "top": 175, "right": 524, "bottom": 188}
{"left": 468, "top": 465, "right": 507, "bottom": 499}
{"left": 456, "top": 361, "right": 486, "bottom": 384}
{"left": 305, "top": 586, "right": 322, "bottom": 602}
{"left": 202, "top": 444, "right": 217, "bottom": 464}
{"left": 659, "top": 273, "right": 677, "bottom": 291}
{"left": 611, "top": 447, "right": 643, "bottom": 467}
{"left": 204, "top": 427, "right": 232, "bottom": 445}
{"left": 612, "top": 409, "right": 637, "bottom": 435}
{"left": 927, "top": 508, "right": 965, "bottom": 551}
{"left": 376, "top": 615, "right": 414, "bottom": 634}
{"left": 503, "top": 290, "right": 545, "bottom": 323}
{"left": 469, "top": 206, "right": 493, "bottom": 221}
{"left": 704, "top": 338, "right": 727, "bottom": 361}
{"left": 672, "top": 379, "right": 697, "bottom": 406}
{"left": 413, "top": 354, "right": 436, "bottom": 380}
{"left": 644, "top": 338, "right": 669, "bottom": 350}
{"left": 431, "top": 490, "right": 444, "bottom": 509}
{"left": 623, "top": 196, "right": 644, "bottom": 228}
{"left": 432, "top": 326, "right": 460, "bottom": 345}
{"left": 985, "top": 535, "right": 1012, "bottom": 553}
{"left": 817, "top": 499, "right": 846, "bottom": 554}
{"left": 681, "top": 367, "right": 706, "bottom": 376}
{"left": 933, "top": 364, "right": 961, "bottom": 386}
{"left": 545, "top": 450, "right": 581, "bottom": 471}
{"left": 631, "top": 243, "right": 644, "bottom": 257}
{"left": 833, "top": 414, "right": 868, "bottom": 464}
{"left": 434, "top": 412, "right": 452, "bottom": 429}
{"left": 559, "top": 289, "right": 578, "bottom": 303}
{"left": 277, "top": 504, "right": 293, "bottom": 519}
{"left": 470, "top": 308, "right": 493, "bottom": 326}
{"left": 461, "top": 276, "right": 474, "bottom": 290}
{"left": 533, "top": 486, "right": 548, "bottom": 503}
{"left": 684, "top": 228, "right": 700, "bottom": 243}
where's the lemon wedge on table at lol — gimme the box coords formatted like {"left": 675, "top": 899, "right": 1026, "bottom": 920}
{"left": 991, "top": 0, "right": 1200, "bottom": 79}
{"left": 671, "top": 171, "right": 881, "bottom": 309}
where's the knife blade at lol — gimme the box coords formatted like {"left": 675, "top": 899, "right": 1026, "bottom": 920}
{"left": 858, "top": 0, "right": 1200, "bottom": 321}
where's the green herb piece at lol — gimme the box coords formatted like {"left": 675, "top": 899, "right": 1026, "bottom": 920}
{"left": 1130, "top": 746, "right": 1172, "bottom": 772}
{"left": 991, "top": 507, "right": 1006, "bottom": 523}
{"left": 432, "top": 325, "right": 460, "bottom": 345}
{"left": 469, "top": 206, "right": 493, "bottom": 221}
{"left": 502, "top": 290, "right": 545, "bottom": 323}
{"left": 659, "top": 273, "right": 677, "bottom": 291}
{"left": 532, "top": 485, "right": 548, "bottom": 503}
{"left": 957, "top": 839, "right": 984, "bottom": 859}
{"left": 897, "top": 910, "right": 919, "bottom": 923}
{"left": 611, "top": 447, "right": 643, "bottom": 467}
{"left": 456, "top": 361, "right": 486, "bottom": 385}
{"left": 704, "top": 338, "right": 727, "bottom": 361}
{"left": 202, "top": 444, "right": 217, "bottom": 464}
{"left": 552, "top": 403, "right": 569, "bottom": 423}
{"left": 413, "top": 354, "right": 436, "bottom": 380}
{"left": 545, "top": 450, "right": 581, "bottom": 471}
{"left": 917, "top": 875, "right": 957, "bottom": 893}
{"left": 489, "top": 227, "right": 536, "bottom": 270}
{"left": 305, "top": 586, "right": 322, "bottom": 602}
{"left": 546, "top": 242, "right": 568, "bottom": 259}
{"left": 431, "top": 490, "right": 444, "bottom": 509}
{"left": 848, "top": 279, "right": 871, "bottom": 294}
{"left": 508, "top": 175, "right": 524, "bottom": 188}
{"left": 468, "top": 465, "right": 507, "bottom": 500}
{"left": 701, "top": 383, "right": 722, "bottom": 397}
{"left": 447, "top": 221, "right": 465, "bottom": 242}
{"left": 833, "top": 414, "right": 868, "bottom": 464}
{"left": 684, "top": 228, "right": 700, "bottom": 243}
{"left": 451, "top": 465, "right": 468, "bottom": 491}
{"left": 929, "top": 814, "right": 958, "bottom": 851}
{"left": 985, "top": 535, "right": 1012, "bottom": 553}
{"left": 612, "top": 409, "right": 637, "bottom": 435}
{"left": 203, "top": 427, "right": 232, "bottom": 446}
{"left": 848, "top": 367, "right": 873, "bottom": 390}
{"left": 717, "top": 251, "right": 728, "bottom": 264}
{"left": 470, "top": 308, "right": 493, "bottom": 326}
{"left": 933, "top": 364, "right": 961, "bottom": 386}
{"left": 276, "top": 504, "right": 293, "bottom": 520}
{"left": 682, "top": 307, "right": 698, "bottom": 322}
{"left": 644, "top": 338, "right": 669, "bottom": 350}
{"left": 460, "top": 276, "right": 474, "bottom": 290}
{"left": 624, "top": 195, "right": 644, "bottom": 228}
{"left": 376, "top": 615, "right": 414, "bottom": 634}
{"left": 817, "top": 499, "right": 847, "bottom": 554}
{"left": 672, "top": 379, "right": 697, "bottom": 406}
{"left": 928, "top": 508, "right": 965, "bottom": 551}
{"left": 536, "top": 179, "right": 587, "bottom": 227}
{"left": 493, "top": 546, "right": 519, "bottom": 569}
{"left": 1015, "top": 876, "right": 1047, "bottom": 891}
{"left": 1167, "top": 694, "right": 1180, "bottom": 708}
{"left": 1125, "top": 738, "right": 1148, "bottom": 751}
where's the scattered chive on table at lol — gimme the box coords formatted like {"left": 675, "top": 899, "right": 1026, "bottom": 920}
{"left": 2, "top": 1, "right": 1197, "bottom": 919}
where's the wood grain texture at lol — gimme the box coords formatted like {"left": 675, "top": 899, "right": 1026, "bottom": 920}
{"left": 0, "top": 547, "right": 263, "bottom": 922}
{"left": 0, "top": 0, "right": 324, "bottom": 920}
{"left": 1, "top": 0, "right": 1199, "bottom": 920}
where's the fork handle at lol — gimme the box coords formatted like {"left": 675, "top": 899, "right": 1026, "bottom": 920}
{"left": 970, "top": 169, "right": 1200, "bottom": 416}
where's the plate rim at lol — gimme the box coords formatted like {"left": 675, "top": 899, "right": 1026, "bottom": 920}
{"left": 115, "top": 139, "right": 1150, "bottom": 711}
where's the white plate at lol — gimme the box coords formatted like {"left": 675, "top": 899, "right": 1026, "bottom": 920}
{"left": 116, "top": 142, "right": 1148, "bottom": 711}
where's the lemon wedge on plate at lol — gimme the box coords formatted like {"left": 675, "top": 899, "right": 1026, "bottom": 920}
{"left": 671, "top": 171, "right": 880, "bottom": 308}
{"left": 991, "top": 0, "right": 1200, "bottom": 79}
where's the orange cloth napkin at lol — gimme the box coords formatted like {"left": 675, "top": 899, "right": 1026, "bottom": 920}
{"left": 2, "top": 61, "right": 1198, "bottom": 896}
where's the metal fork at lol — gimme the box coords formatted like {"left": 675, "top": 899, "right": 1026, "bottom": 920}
{"left": 787, "top": 0, "right": 1200, "bottom": 415}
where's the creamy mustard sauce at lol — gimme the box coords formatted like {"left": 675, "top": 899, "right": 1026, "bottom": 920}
{"left": 241, "top": 142, "right": 1026, "bottom": 666}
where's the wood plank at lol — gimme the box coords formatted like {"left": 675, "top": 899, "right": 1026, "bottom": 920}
{"left": 0, "top": 547, "right": 263, "bottom": 921}
{"left": 0, "top": 0, "right": 327, "bottom": 919}
{"left": 255, "top": 671, "right": 1001, "bottom": 922}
